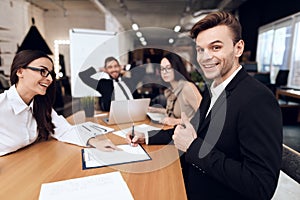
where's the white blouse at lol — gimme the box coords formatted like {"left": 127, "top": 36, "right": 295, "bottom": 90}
{"left": 0, "top": 85, "right": 93, "bottom": 156}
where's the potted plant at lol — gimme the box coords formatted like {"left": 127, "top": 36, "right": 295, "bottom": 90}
{"left": 80, "top": 96, "right": 95, "bottom": 117}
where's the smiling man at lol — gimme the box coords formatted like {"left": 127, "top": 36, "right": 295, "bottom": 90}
{"left": 124, "top": 11, "right": 282, "bottom": 200}
{"left": 79, "top": 56, "right": 134, "bottom": 111}
{"left": 171, "top": 11, "right": 283, "bottom": 199}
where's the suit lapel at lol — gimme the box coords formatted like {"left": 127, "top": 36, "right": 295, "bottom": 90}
{"left": 198, "top": 90, "right": 227, "bottom": 135}
{"left": 197, "top": 68, "right": 249, "bottom": 136}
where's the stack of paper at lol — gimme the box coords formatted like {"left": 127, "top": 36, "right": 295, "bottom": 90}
{"left": 39, "top": 171, "right": 134, "bottom": 200}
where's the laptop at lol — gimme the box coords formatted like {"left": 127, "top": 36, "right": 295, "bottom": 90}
{"left": 103, "top": 98, "right": 151, "bottom": 125}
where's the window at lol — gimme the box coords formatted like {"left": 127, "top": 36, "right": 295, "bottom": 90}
{"left": 256, "top": 28, "right": 274, "bottom": 72}
{"left": 289, "top": 17, "right": 300, "bottom": 89}
{"left": 256, "top": 13, "right": 300, "bottom": 89}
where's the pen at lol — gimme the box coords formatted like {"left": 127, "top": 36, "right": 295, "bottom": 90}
{"left": 131, "top": 123, "right": 135, "bottom": 145}
{"left": 82, "top": 125, "right": 91, "bottom": 132}
{"left": 91, "top": 125, "right": 107, "bottom": 132}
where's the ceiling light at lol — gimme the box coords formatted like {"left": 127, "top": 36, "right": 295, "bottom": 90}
{"left": 174, "top": 25, "right": 181, "bottom": 32}
{"left": 136, "top": 31, "right": 142, "bottom": 37}
{"left": 168, "top": 38, "right": 174, "bottom": 44}
{"left": 139, "top": 37, "right": 145, "bottom": 42}
{"left": 132, "top": 23, "right": 139, "bottom": 31}
{"left": 141, "top": 41, "right": 147, "bottom": 46}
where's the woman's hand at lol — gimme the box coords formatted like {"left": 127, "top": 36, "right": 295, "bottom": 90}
{"left": 160, "top": 117, "right": 181, "bottom": 126}
{"left": 88, "top": 135, "right": 121, "bottom": 152}
{"left": 148, "top": 106, "right": 165, "bottom": 113}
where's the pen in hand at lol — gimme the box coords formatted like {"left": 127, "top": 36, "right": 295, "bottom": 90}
{"left": 130, "top": 123, "right": 135, "bottom": 146}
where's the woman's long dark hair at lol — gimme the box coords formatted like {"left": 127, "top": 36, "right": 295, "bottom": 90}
{"left": 10, "top": 50, "right": 56, "bottom": 140}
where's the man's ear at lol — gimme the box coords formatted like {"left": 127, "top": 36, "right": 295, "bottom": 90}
{"left": 235, "top": 40, "right": 244, "bottom": 58}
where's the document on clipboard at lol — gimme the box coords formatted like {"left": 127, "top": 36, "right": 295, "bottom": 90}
{"left": 82, "top": 144, "right": 151, "bottom": 169}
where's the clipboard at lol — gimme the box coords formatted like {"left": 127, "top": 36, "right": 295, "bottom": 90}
{"left": 81, "top": 144, "right": 151, "bottom": 169}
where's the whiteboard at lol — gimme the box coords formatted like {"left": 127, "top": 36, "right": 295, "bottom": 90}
{"left": 69, "top": 28, "right": 118, "bottom": 97}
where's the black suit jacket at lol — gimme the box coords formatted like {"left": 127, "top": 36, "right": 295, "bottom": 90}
{"left": 148, "top": 68, "right": 283, "bottom": 200}
{"left": 78, "top": 67, "right": 136, "bottom": 111}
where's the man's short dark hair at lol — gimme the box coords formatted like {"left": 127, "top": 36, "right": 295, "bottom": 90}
{"left": 104, "top": 57, "right": 119, "bottom": 68}
{"left": 190, "top": 11, "right": 242, "bottom": 45}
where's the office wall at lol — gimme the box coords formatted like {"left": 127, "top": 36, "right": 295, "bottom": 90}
{"left": 0, "top": 0, "right": 106, "bottom": 77}
{"left": 43, "top": 8, "right": 105, "bottom": 77}
{"left": 239, "top": 0, "right": 300, "bottom": 61}
{"left": 44, "top": 9, "right": 105, "bottom": 53}
{"left": 0, "top": 0, "right": 44, "bottom": 75}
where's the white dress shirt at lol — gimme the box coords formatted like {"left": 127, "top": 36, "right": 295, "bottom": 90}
{"left": 206, "top": 66, "right": 242, "bottom": 117}
{"left": 113, "top": 78, "right": 134, "bottom": 100}
{"left": 0, "top": 85, "right": 94, "bottom": 156}
{"left": 100, "top": 72, "right": 133, "bottom": 100}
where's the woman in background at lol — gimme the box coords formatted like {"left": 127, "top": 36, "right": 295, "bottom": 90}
{"left": 0, "top": 50, "right": 118, "bottom": 156}
{"left": 148, "top": 52, "right": 202, "bottom": 126}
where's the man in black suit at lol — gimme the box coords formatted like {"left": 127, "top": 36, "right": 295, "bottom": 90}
{"left": 79, "top": 57, "right": 134, "bottom": 111}
{"left": 127, "top": 11, "right": 282, "bottom": 199}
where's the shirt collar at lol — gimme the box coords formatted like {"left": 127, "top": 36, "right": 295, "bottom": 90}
{"left": 112, "top": 76, "right": 122, "bottom": 82}
{"left": 7, "top": 85, "right": 34, "bottom": 115}
{"left": 210, "top": 65, "right": 242, "bottom": 97}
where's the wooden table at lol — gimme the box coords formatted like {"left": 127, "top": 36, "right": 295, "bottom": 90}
{"left": 276, "top": 89, "right": 300, "bottom": 101}
{"left": 0, "top": 112, "right": 187, "bottom": 200}
{"left": 276, "top": 89, "right": 300, "bottom": 122}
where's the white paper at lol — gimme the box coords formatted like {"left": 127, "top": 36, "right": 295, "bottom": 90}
{"left": 83, "top": 144, "right": 151, "bottom": 168}
{"left": 39, "top": 171, "right": 134, "bottom": 200}
{"left": 147, "top": 112, "right": 166, "bottom": 123}
{"left": 113, "top": 124, "right": 161, "bottom": 138}
{"left": 272, "top": 171, "right": 300, "bottom": 200}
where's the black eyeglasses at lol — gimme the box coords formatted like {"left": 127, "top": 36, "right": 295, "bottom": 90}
{"left": 23, "top": 66, "right": 55, "bottom": 78}
{"left": 160, "top": 66, "right": 173, "bottom": 73}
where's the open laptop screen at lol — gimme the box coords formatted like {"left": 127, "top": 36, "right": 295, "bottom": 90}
{"left": 103, "top": 98, "right": 150, "bottom": 125}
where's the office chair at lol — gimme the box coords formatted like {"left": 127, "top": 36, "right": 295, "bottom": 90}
{"left": 268, "top": 70, "right": 290, "bottom": 95}
{"left": 275, "top": 70, "right": 289, "bottom": 87}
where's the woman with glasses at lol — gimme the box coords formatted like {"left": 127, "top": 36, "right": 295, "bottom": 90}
{"left": 0, "top": 50, "right": 119, "bottom": 156}
{"left": 148, "top": 52, "right": 202, "bottom": 126}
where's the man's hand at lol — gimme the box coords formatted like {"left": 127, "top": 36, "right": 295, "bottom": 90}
{"left": 173, "top": 112, "right": 197, "bottom": 152}
{"left": 125, "top": 131, "right": 146, "bottom": 147}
